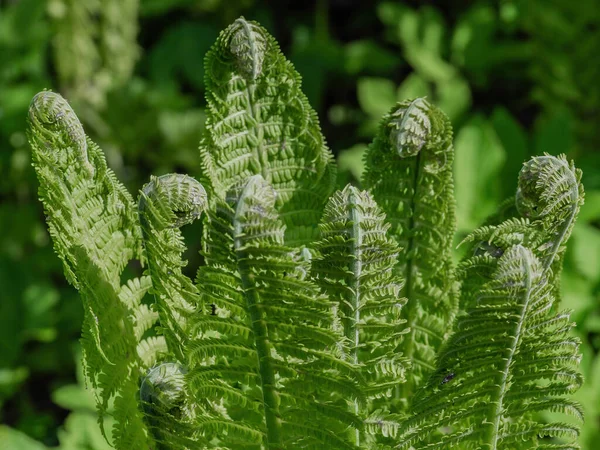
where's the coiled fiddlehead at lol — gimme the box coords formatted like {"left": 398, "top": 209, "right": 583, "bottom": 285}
{"left": 516, "top": 154, "right": 584, "bottom": 273}
{"left": 29, "top": 90, "right": 94, "bottom": 178}
{"left": 28, "top": 91, "right": 154, "bottom": 449}
{"left": 140, "top": 362, "right": 199, "bottom": 449}
{"left": 138, "top": 174, "right": 208, "bottom": 360}
{"left": 460, "top": 154, "right": 583, "bottom": 310}
{"left": 363, "top": 98, "right": 457, "bottom": 409}
{"left": 199, "top": 17, "right": 336, "bottom": 245}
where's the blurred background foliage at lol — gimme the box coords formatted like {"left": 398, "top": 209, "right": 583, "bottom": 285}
{"left": 0, "top": 0, "right": 599, "bottom": 448}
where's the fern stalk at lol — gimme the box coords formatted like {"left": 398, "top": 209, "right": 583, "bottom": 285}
{"left": 363, "top": 98, "right": 457, "bottom": 407}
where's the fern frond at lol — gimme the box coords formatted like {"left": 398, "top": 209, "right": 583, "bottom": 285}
{"left": 138, "top": 173, "right": 208, "bottom": 359}
{"left": 139, "top": 362, "right": 204, "bottom": 449}
{"left": 190, "top": 175, "right": 361, "bottom": 449}
{"left": 362, "top": 98, "right": 457, "bottom": 407}
{"left": 199, "top": 17, "right": 336, "bottom": 244}
{"left": 396, "top": 245, "right": 583, "bottom": 450}
{"left": 51, "top": 0, "right": 138, "bottom": 108}
{"left": 516, "top": 154, "right": 584, "bottom": 290}
{"left": 311, "top": 184, "right": 408, "bottom": 445}
{"left": 460, "top": 154, "right": 583, "bottom": 311}
{"left": 28, "top": 91, "right": 154, "bottom": 449}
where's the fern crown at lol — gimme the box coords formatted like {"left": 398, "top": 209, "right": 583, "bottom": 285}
{"left": 27, "top": 16, "right": 585, "bottom": 450}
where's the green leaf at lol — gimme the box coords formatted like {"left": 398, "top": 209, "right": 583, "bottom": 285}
{"left": 337, "top": 144, "right": 367, "bottom": 182}
{"left": 0, "top": 426, "right": 47, "bottom": 450}
{"left": 436, "top": 75, "right": 471, "bottom": 123}
{"left": 344, "top": 40, "right": 401, "bottom": 75}
{"left": 357, "top": 77, "right": 397, "bottom": 119}
{"left": 454, "top": 115, "right": 505, "bottom": 231}
{"left": 57, "top": 412, "right": 115, "bottom": 450}
{"left": 396, "top": 73, "right": 431, "bottom": 102}
{"left": 571, "top": 223, "right": 600, "bottom": 282}
{"left": 52, "top": 384, "right": 97, "bottom": 412}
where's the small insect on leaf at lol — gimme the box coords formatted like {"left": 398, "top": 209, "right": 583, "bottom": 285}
{"left": 441, "top": 372, "right": 456, "bottom": 385}
{"left": 210, "top": 304, "right": 217, "bottom": 316}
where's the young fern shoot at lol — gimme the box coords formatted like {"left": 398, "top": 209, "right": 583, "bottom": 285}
{"left": 199, "top": 17, "right": 336, "bottom": 245}
{"left": 312, "top": 185, "right": 408, "bottom": 446}
{"left": 27, "top": 16, "right": 586, "bottom": 450}
{"left": 27, "top": 91, "right": 156, "bottom": 449}
{"left": 398, "top": 155, "right": 585, "bottom": 449}
{"left": 138, "top": 173, "right": 207, "bottom": 360}
{"left": 363, "top": 98, "right": 457, "bottom": 408}
{"left": 396, "top": 245, "right": 583, "bottom": 449}
{"left": 191, "top": 175, "right": 363, "bottom": 449}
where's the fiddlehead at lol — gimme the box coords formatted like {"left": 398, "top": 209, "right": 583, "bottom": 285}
{"left": 363, "top": 98, "right": 457, "bottom": 408}
{"left": 138, "top": 174, "right": 208, "bottom": 360}
{"left": 228, "top": 18, "right": 267, "bottom": 80}
{"left": 28, "top": 91, "right": 154, "bottom": 449}
{"left": 460, "top": 154, "right": 583, "bottom": 310}
{"left": 140, "top": 362, "right": 199, "bottom": 449}
{"left": 312, "top": 184, "right": 408, "bottom": 446}
{"left": 199, "top": 17, "right": 336, "bottom": 245}
{"left": 29, "top": 91, "right": 94, "bottom": 178}
{"left": 516, "top": 154, "right": 584, "bottom": 274}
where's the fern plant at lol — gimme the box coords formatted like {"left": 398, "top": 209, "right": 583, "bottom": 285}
{"left": 27, "top": 17, "right": 585, "bottom": 450}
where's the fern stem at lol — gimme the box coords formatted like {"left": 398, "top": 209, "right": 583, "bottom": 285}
{"left": 234, "top": 179, "right": 283, "bottom": 449}
{"left": 486, "top": 245, "right": 533, "bottom": 449}
{"left": 397, "top": 148, "right": 422, "bottom": 401}
{"left": 348, "top": 189, "right": 362, "bottom": 447}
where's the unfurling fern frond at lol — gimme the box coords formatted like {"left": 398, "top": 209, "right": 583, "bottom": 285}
{"left": 29, "top": 15, "right": 588, "bottom": 450}
{"left": 199, "top": 17, "right": 336, "bottom": 245}
{"left": 311, "top": 185, "right": 408, "bottom": 445}
{"left": 363, "top": 98, "right": 457, "bottom": 407}
{"left": 27, "top": 91, "right": 154, "bottom": 449}
{"left": 190, "top": 175, "right": 362, "bottom": 449}
{"left": 396, "top": 245, "right": 583, "bottom": 449}
{"left": 138, "top": 174, "right": 208, "bottom": 360}
{"left": 139, "top": 362, "right": 201, "bottom": 449}
{"left": 460, "top": 154, "right": 583, "bottom": 310}
{"left": 516, "top": 154, "right": 584, "bottom": 289}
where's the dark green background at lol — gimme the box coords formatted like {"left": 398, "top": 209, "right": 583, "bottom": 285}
{"left": 1, "top": 0, "right": 599, "bottom": 448}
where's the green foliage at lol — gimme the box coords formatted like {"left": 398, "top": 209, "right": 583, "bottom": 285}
{"left": 397, "top": 246, "right": 583, "bottom": 449}
{"left": 199, "top": 18, "right": 335, "bottom": 245}
{"left": 27, "top": 90, "right": 155, "bottom": 449}
{"left": 24, "top": 15, "right": 588, "bottom": 450}
{"left": 363, "top": 98, "right": 457, "bottom": 408}
{"left": 3, "top": 1, "right": 600, "bottom": 449}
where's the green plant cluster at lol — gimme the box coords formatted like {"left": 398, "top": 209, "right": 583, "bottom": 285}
{"left": 24, "top": 15, "right": 589, "bottom": 450}
{"left": 1, "top": 1, "right": 600, "bottom": 449}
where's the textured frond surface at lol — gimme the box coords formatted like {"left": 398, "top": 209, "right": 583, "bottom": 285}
{"left": 199, "top": 17, "right": 336, "bottom": 244}
{"left": 191, "top": 175, "right": 361, "bottom": 449}
{"left": 28, "top": 91, "right": 155, "bottom": 449}
{"left": 461, "top": 154, "right": 583, "bottom": 311}
{"left": 138, "top": 173, "right": 208, "bottom": 360}
{"left": 312, "top": 185, "right": 408, "bottom": 445}
{"left": 396, "top": 245, "right": 583, "bottom": 449}
{"left": 362, "top": 98, "right": 457, "bottom": 407}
